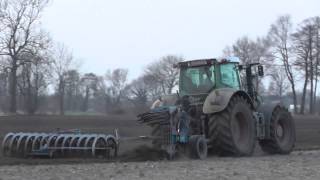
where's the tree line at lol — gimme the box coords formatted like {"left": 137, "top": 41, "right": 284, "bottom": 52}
{"left": 224, "top": 15, "right": 320, "bottom": 114}
{"left": 0, "top": 0, "right": 318, "bottom": 115}
{"left": 0, "top": 0, "right": 177, "bottom": 115}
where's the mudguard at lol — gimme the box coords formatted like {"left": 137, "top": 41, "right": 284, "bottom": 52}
{"left": 257, "top": 101, "right": 286, "bottom": 139}
{"left": 203, "top": 88, "right": 254, "bottom": 114}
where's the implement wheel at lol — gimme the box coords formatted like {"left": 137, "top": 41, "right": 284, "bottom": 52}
{"left": 189, "top": 135, "right": 207, "bottom": 159}
{"left": 259, "top": 106, "right": 296, "bottom": 154}
{"left": 208, "top": 95, "right": 256, "bottom": 156}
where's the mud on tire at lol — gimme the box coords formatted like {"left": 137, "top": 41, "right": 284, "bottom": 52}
{"left": 208, "top": 95, "right": 256, "bottom": 156}
{"left": 259, "top": 106, "right": 296, "bottom": 154}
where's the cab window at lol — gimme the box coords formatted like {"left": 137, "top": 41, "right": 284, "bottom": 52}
{"left": 180, "top": 66, "right": 215, "bottom": 95}
{"left": 220, "top": 63, "right": 240, "bottom": 89}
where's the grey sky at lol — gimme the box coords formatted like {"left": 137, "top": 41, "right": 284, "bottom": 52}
{"left": 41, "top": 0, "right": 319, "bottom": 80}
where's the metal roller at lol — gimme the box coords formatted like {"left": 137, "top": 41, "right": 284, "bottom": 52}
{"left": 77, "top": 135, "right": 88, "bottom": 148}
{"left": 31, "top": 134, "right": 46, "bottom": 152}
{"left": 92, "top": 135, "right": 109, "bottom": 157}
{"left": 47, "top": 135, "right": 58, "bottom": 147}
{"left": 105, "top": 135, "right": 118, "bottom": 157}
{"left": 1, "top": 131, "right": 119, "bottom": 159}
{"left": 40, "top": 134, "right": 53, "bottom": 147}
{"left": 69, "top": 135, "right": 81, "bottom": 156}
{"left": 2, "top": 133, "right": 16, "bottom": 156}
{"left": 16, "top": 134, "right": 29, "bottom": 156}
{"left": 84, "top": 135, "right": 96, "bottom": 156}
{"left": 24, "top": 134, "right": 37, "bottom": 156}
{"left": 8, "top": 133, "right": 23, "bottom": 156}
{"left": 61, "top": 135, "right": 73, "bottom": 155}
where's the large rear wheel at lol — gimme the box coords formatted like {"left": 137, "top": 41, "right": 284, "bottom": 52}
{"left": 259, "top": 106, "right": 295, "bottom": 154}
{"left": 208, "top": 96, "right": 256, "bottom": 156}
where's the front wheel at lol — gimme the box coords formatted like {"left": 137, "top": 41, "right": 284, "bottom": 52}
{"left": 259, "top": 106, "right": 296, "bottom": 154}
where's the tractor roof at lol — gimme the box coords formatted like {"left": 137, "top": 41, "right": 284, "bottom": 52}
{"left": 175, "top": 57, "right": 240, "bottom": 68}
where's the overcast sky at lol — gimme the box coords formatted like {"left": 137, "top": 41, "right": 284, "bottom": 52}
{"left": 41, "top": 0, "right": 320, "bottom": 80}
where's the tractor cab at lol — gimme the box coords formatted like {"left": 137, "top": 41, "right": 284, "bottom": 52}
{"left": 176, "top": 57, "right": 265, "bottom": 107}
{"left": 176, "top": 58, "right": 242, "bottom": 104}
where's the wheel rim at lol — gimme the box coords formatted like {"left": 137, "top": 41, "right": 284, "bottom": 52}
{"left": 198, "top": 140, "right": 205, "bottom": 155}
{"left": 196, "top": 138, "right": 207, "bottom": 159}
{"left": 276, "top": 117, "right": 291, "bottom": 145}
{"left": 276, "top": 122, "right": 284, "bottom": 139}
{"left": 232, "top": 112, "right": 249, "bottom": 144}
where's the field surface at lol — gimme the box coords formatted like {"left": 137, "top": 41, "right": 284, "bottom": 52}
{"left": 0, "top": 115, "right": 319, "bottom": 165}
{"left": 1, "top": 150, "right": 320, "bottom": 180}
{"left": 0, "top": 114, "right": 319, "bottom": 179}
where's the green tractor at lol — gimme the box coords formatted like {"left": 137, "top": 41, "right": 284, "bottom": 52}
{"left": 138, "top": 57, "right": 296, "bottom": 159}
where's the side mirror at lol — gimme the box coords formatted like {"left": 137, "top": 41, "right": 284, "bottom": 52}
{"left": 238, "top": 65, "right": 244, "bottom": 71}
{"left": 176, "top": 90, "right": 180, "bottom": 98}
{"left": 258, "top": 65, "right": 264, "bottom": 76}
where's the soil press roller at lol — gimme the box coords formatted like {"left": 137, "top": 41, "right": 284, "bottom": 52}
{"left": 2, "top": 129, "right": 119, "bottom": 158}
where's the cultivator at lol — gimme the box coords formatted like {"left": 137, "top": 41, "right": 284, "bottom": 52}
{"left": 138, "top": 107, "right": 177, "bottom": 159}
{"left": 2, "top": 129, "right": 119, "bottom": 158}
{"left": 138, "top": 107, "right": 173, "bottom": 147}
{"left": 138, "top": 106, "right": 208, "bottom": 160}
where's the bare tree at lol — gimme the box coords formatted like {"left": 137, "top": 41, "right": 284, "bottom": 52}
{"left": 0, "top": 66, "right": 9, "bottom": 111}
{"left": 144, "top": 55, "right": 182, "bottom": 96}
{"left": 51, "top": 43, "right": 73, "bottom": 115}
{"left": 224, "top": 36, "right": 273, "bottom": 92}
{"left": 104, "top": 68, "right": 128, "bottom": 112}
{"left": 143, "top": 74, "right": 164, "bottom": 100}
{"left": 269, "top": 67, "right": 290, "bottom": 98}
{"left": 291, "top": 17, "right": 320, "bottom": 114}
{"left": 95, "top": 76, "right": 112, "bottom": 113}
{"left": 125, "top": 76, "right": 148, "bottom": 108}
{"left": 305, "top": 20, "right": 316, "bottom": 114}
{"left": 225, "top": 36, "right": 255, "bottom": 64}
{"left": 292, "top": 39, "right": 309, "bottom": 115}
{"left": 268, "top": 15, "right": 298, "bottom": 113}
{"left": 64, "top": 69, "right": 82, "bottom": 112}
{"left": 308, "top": 17, "right": 320, "bottom": 114}
{"left": 17, "top": 50, "right": 50, "bottom": 114}
{"left": 224, "top": 36, "right": 273, "bottom": 65}
{"left": 80, "top": 73, "right": 98, "bottom": 112}
{"left": 0, "top": 0, "right": 50, "bottom": 113}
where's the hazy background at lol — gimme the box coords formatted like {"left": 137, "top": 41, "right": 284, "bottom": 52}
{"left": 0, "top": 0, "right": 319, "bottom": 115}
{"left": 41, "top": 0, "right": 320, "bottom": 79}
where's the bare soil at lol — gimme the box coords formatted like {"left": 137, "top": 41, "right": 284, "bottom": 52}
{"left": 0, "top": 114, "right": 319, "bottom": 166}
{"left": 1, "top": 150, "right": 320, "bottom": 180}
